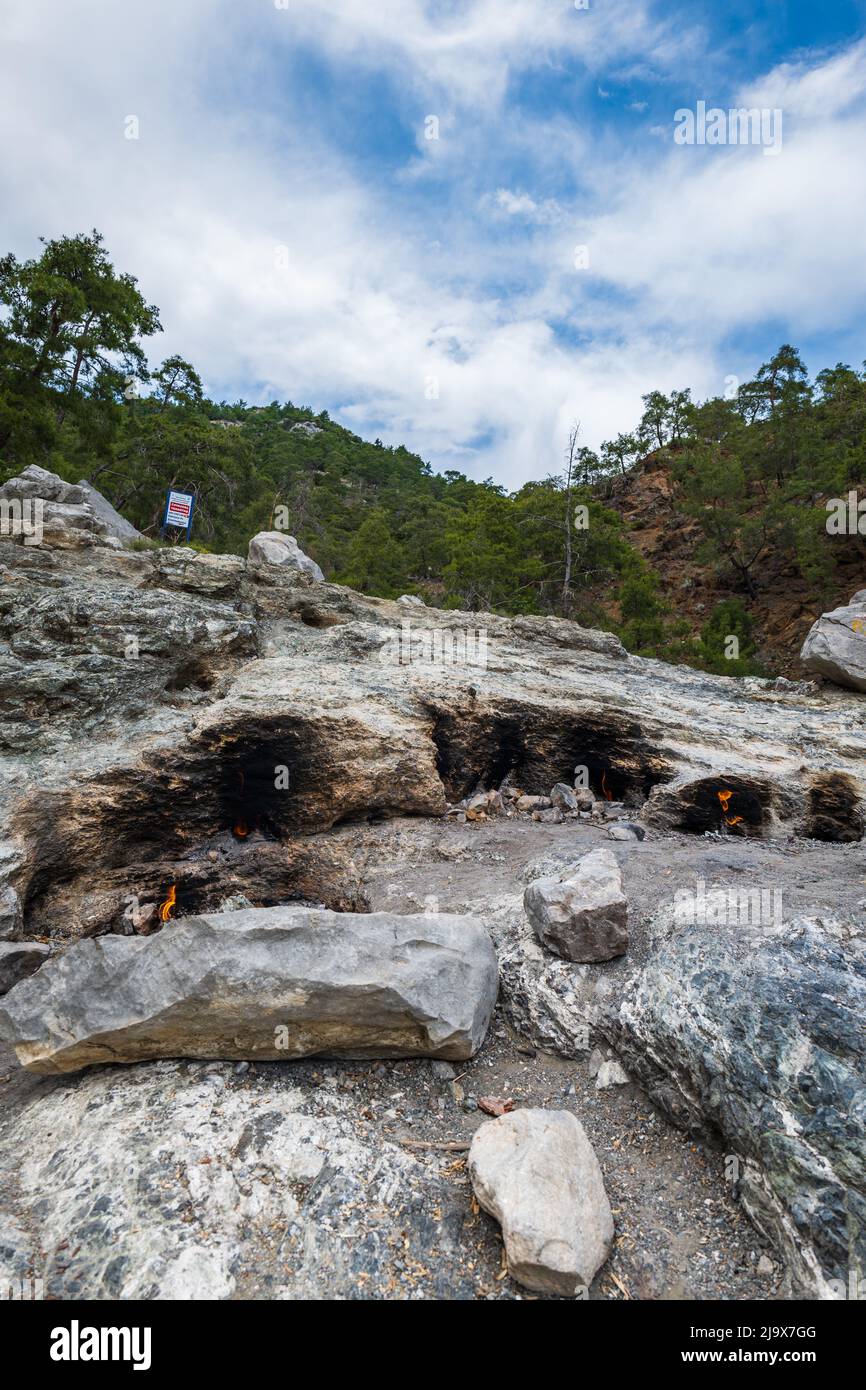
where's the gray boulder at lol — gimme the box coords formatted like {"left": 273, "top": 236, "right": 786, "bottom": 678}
{"left": 800, "top": 590, "right": 866, "bottom": 692}
{"left": 524, "top": 847, "right": 628, "bottom": 962}
{"left": 0, "top": 906, "right": 499, "bottom": 1074}
{"left": 603, "top": 915, "right": 866, "bottom": 1298}
{"left": 468, "top": 1109, "right": 613, "bottom": 1295}
{"left": 247, "top": 531, "right": 324, "bottom": 581}
{"left": 0, "top": 941, "right": 50, "bottom": 995}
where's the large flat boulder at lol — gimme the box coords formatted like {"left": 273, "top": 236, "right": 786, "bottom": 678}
{"left": 603, "top": 915, "right": 866, "bottom": 1298}
{"left": 800, "top": 589, "right": 866, "bottom": 692}
{"left": 247, "top": 531, "right": 324, "bottom": 581}
{"left": 468, "top": 1109, "right": 613, "bottom": 1295}
{"left": 0, "top": 906, "right": 499, "bottom": 1074}
{"left": 523, "top": 847, "right": 628, "bottom": 962}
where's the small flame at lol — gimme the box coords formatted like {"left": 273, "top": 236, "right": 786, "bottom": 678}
{"left": 159, "top": 883, "right": 177, "bottom": 923}
{"left": 717, "top": 789, "right": 743, "bottom": 828}
{"left": 233, "top": 821, "right": 250, "bottom": 839}
{"left": 601, "top": 771, "right": 613, "bottom": 801}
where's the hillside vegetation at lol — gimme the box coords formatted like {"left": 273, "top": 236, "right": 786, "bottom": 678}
{"left": 2, "top": 231, "right": 865, "bottom": 676}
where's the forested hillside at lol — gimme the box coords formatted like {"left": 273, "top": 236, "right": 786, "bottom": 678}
{"left": 2, "top": 231, "right": 865, "bottom": 676}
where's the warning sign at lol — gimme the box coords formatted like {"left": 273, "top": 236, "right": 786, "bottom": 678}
{"left": 163, "top": 490, "right": 195, "bottom": 534}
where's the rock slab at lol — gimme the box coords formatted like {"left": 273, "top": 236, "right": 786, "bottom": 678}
{"left": 524, "top": 847, "right": 628, "bottom": 962}
{"left": 0, "top": 906, "right": 499, "bottom": 1074}
{"left": 468, "top": 1109, "right": 613, "bottom": 1295}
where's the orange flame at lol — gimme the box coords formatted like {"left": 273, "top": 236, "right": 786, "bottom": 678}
{"left": 717, "top": 789, "right": 743, "bottom": 828}
{"left": 159, "top": 883, "right": 177, "bottom": 923}
{"left": 233, "top": 821, "right": 250, "bottom": 839}
{"left": 601, "top": 771, "right": 613, "bottom": 801}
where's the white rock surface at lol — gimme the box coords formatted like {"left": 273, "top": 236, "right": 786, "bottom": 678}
{"left": 468, "top": 1108, "right": 613, "bottom": 1295}
{"left": 247, "top": 531, "right": 324, "bottom": 581}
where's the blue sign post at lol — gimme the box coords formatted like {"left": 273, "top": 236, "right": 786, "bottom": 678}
{"left": 162, "top": 489, "right": 195, "bottom": 541}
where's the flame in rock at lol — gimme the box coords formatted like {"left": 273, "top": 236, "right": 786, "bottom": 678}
{"left": 717, "top": 789, "right": 744, "bottom": 827}
{"left": 601, "top": 771, "right": 613, "bottom": 801}
{"left": 233, "top": 821, "right": 250, "bottom": 839}
{"left": 159, "top": 883, "right": 177, "bottom": 923}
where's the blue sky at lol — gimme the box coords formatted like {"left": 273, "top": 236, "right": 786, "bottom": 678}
{"left": 2, "top": 0, "right": 866, "bottom": 486}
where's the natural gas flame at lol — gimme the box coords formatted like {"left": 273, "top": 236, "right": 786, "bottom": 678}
{"left": 601, "top": 771, "right": 613, "bottom": 801}
{"left": 717, "top": 789, "right": 743, "bottom": 827}
{"left": 233, "top": 821, "right": 250, "bottom": 839}
{"left": 159, "top": 883, "right": 177, "bottom": 923}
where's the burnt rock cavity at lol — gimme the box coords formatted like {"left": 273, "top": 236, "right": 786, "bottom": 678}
{"left": 803, "top": 773, "right": 864, "bottom": 843}
{"left": 645, "top": 775, "right": 779, "bottom": 838}
{"left": 10, "top": 710, "right": 441, "bottom": 939}
{"left": 428, "top": 699, "right": 673, "bottom": 806}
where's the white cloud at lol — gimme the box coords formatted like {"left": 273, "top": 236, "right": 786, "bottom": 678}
{"left": 0, "top": 2, "right": 862, "bottom": 489}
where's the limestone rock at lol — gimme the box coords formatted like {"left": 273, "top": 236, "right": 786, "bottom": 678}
{"left": 603, "top": 915, "right": 866, "bottom": 1298}
{"left": 398, "top": 594, "right": 425, "bottom": 606}
{"left": 468, "top": 1109, "right": 613, "bottom": 1295}
{"left": 0, "top": 906, "right": 499, "bottom": 1074}
{"left": 524, "top": 847, "right": 628, "bottom": 962}
{"left": 800, "top": 590, "right": 866, "bottom": 692}
{"left": 0, "top": 941, "right": 50, "bottom": 995}
{"left": 247, "top": 531, "right": 324, "bottom": 581}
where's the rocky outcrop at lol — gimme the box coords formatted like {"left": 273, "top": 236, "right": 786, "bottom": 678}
{"left": 0, "top": 906, "right": 499, "bottom": 1073}
{"left": 0, "top": 465, "right": 131, "bottom": 550}
{"left": 468, "top": 1109, "right": 613, "bottom": 1295}
{"left": 247, "top": 531, "right": 324, "bottom": 581}
{"left": 603, "top": 915, "right": 866, "bottom": 1299}
{"left": 524, "top": 848, "right": 628, "bottom": 962}
{"left": 800, "top": 589, "right": 866, "bottom": 692}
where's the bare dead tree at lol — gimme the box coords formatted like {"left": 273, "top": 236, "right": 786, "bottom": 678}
{"left": 562, "top": 421, "right": 580, "bottom": 613}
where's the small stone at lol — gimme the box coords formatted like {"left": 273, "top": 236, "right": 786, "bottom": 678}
{"left": 595, "top": 1059, "right": 629, "bottom": 1089}
{"left": 757, "top": 1254, "right": 775, "bottom": 1276}
{"left": 550, "top": 783, "right": 579, "bottom": 812}
{"left": 468, "top": 1109, "right": 613, "bottom": 1296}
{"left": 516, "top": 795, "right": 552, "bottom": 812}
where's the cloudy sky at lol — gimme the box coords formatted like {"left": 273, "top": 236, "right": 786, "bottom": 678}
{"left": 2, "top": 0, "right": 866, "bottom": 485}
